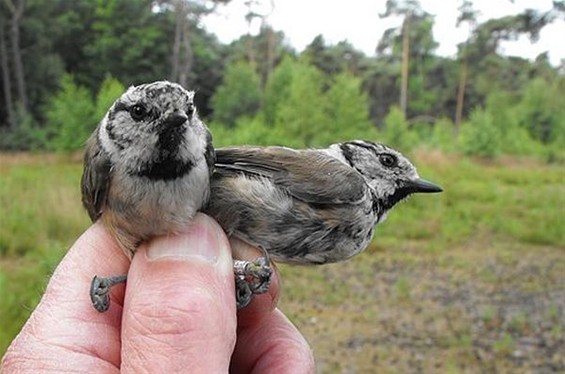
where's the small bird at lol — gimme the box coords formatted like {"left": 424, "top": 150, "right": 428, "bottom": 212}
{"left": 82, "top": 82, "right": 441, "bottom": 311}
{"left": 82, "top": 81, "right": 216, "bottom": 311}
{"left": 205, "top": 141, "right": 442, "bottom": 271}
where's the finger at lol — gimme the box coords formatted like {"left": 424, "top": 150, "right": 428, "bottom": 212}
{"left": 121, "top": 213, "right": 237, "bottom": 373}
{"left": 1, "top": 222, "right": 129, "bottom": 372}
{"left": 230, "top": 308, "right": 315, "bottom": 374}
{"left": 230, "top": 238, "right": 281, "bottom": 322}
{"left": 228, "top": 239, "right": 314, "bottom": 372}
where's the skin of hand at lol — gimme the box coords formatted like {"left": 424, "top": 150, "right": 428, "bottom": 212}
{"left": 0, "top": 213, "right": 315, "bottom": 373}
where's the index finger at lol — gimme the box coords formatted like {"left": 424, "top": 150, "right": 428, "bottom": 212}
{"left": 229, "top": 239, "right": 315, "bottom": 373}
{"left": 2, "top": 222, "right": 130, "bottom": 371}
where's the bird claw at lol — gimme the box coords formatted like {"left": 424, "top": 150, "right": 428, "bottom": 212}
{"left": 89, "top": 250, "right": 273, "bottom": 312}
{"left": 233, "top": 247, "right": 273, "bottom": 309}
{"left": 235, "top": 277, "right": 254, "bottom": 309}
{"left": 90, "top": 274, "right": 127, "bottom": 312}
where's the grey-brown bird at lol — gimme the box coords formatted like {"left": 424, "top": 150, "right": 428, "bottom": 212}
{"left": 83, "top": 80, "right": 271, "bottom": 312}
{"left": 82, "top": 81, "right": 218, "bottom": 311}
{"left": 206, "top": 141, "right": 442, "bottom": 264}
{"left": 203, "top": 140, "right": 442, "bottom": 306}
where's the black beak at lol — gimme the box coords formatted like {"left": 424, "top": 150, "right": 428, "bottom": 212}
{"left": 163, "top": 112, "right": 188, "bottom": 127}
{"left": 384, "top": 177, "right": 442, "bottom": 210}
{"left": 409, "top": 178, "right": 443, "bottom": 193}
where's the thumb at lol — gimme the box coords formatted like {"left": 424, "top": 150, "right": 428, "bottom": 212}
{"left": 121, "top": 213, "right": 237, "bottom": 373}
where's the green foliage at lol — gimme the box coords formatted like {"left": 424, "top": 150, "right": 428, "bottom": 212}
{"left": 94, "top": 76, "right": 126, "bottom": 121}
{"left": 263, "top": 56, "right": 295, "bottom": 126}
{"left": 83, "top": 0, "right": 172, "bottom": 88}
{"left": 43, "top": 74, "right": 96, "bottom": 151}
{"left": 381, "top": 106, "right": 416, "bottom": 151}
{"left": 0, "top": 106, "right": 45, "bottom": 151}
{"left": 189, "top": 28, "right": 230, "bottom": 118}
{"left": 304, "top": 37, "right": 364, "bottom": 76}
{"left": 41, "top": 75, "right": 125, "bottom": 152}
{"left": 516, "top": 77, "right": 565, "bottom": 145}
{"left": 210, "top": 115, "right": 276, "bottom": 147}
{"left": 257, "top": 58, "right": 375, "bottom": 147}
{"left": 428, "top": 118, "right": 455, "bottom": 152}
{"left": 0, "top": 0, "right": 563, "bottom": 162}
{"left": 460, "top": 108, "right": 501, "bottom": 158}
{"left": 483, "top": 91, "right": 543, "bottom": 157}
{"left": 271, "top": 59, "right": 329, "bottom": 147}
{"left": 228, "top": 26, "right": 292, "bottom": 86}
{"left": 213, "top": 60, "right": 376, "bottom": 147}
{"left": 323, "top": 72, "right": 377, "bottom": 143}
{"left": 211, "top": 60, "right": 262, "bottom": 127}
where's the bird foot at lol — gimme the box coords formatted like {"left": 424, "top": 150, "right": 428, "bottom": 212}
{"left": 233, "top": 248, "right": 273, "bottom": 309}
{"left": 90, "top": 274, "right": 127, "bottom": 312}
{"left": 89, "top": 251, "right": 272, "bottom": 312}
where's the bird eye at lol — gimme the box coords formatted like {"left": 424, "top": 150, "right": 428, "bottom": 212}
{"left": 129, "top": 105, "right": 147, "bottom": 121}
{"left": 379, "top": 154, "right": 397, "bottom": 168}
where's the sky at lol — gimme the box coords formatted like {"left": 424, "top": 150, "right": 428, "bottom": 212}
{"left": 203, "top": 0, "right": 565, "bottom": 65}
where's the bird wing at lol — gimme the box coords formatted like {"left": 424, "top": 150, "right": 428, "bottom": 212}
{"left": 204, "top": 130, "right": 216, "bottom": 177}
{"left": 81, "top": 130, "right": 112, "bottom": 222}
{"left": 214, "top": 146, "right": 367, "bottom": 205}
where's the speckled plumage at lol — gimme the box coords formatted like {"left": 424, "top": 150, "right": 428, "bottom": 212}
{"left": 204, "top": 141, "right": 442, "bottom": 264}
{"left": 81, "top": 81, "right": 214, "bottom": 259}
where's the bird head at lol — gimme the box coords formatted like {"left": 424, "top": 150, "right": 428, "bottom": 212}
{"left": 338, "top": 140, "right": 442, "bottom": 212}
{"left": 98, "top": 81, "right": 210, "bottom": 180}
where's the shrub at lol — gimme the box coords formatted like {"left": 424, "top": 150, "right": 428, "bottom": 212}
{"left": 94, "top": 76, "right": 125, "bottom": 122}
{"left": 460, "top": 108, "right": 501, "bottom": 158}
{"left": 272, "top": 59, "right": 329, "bottom": 147}
{"left": 43, "top": 74, "right": 96, "bottom": 151}
{"left": 211, "top": 60, "right": 262, "bottom": 127}
{"left": 0, "top": 106, "right": 45, "bottom": 151}
{"left": 323, "top": 72, "right": 377, "bottom": 144}
{"left": 428, "top": 117, "right": 455, "bottom": 152}
{"left": 381, "top": 106, "right": 416, "bottom": 151}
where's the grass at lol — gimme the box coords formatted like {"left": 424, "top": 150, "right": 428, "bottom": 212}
{"left": 0, "top": 151, "right": 564, "bottom": 372}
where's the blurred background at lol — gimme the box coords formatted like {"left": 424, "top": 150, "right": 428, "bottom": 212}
{"left": 0, "top": 0, "right": 563, "bottom": 372}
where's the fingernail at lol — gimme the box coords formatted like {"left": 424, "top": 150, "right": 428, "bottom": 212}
{"left": 147, "top": 213, "right": 227, "bottom": 263}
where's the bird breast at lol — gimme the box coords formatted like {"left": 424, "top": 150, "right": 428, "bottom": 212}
{"left": 103, "top": 161, "right": 210, "bottom": 257}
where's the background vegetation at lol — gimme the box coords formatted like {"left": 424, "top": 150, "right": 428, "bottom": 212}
{"left": 0, "top": 0, "right": 564, "bottom": 372}
{"left": 0, "top": 0, "right": 564, "bottom": 158}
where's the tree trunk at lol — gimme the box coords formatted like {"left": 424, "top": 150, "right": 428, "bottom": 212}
{"left": 178, "top": 15, "right": 193, "bottom": 88}
{"left": 170, "top": 0, "right": 192, "bottom": 87}
{"left": 454, "top": 59, "right": 468, "bottom": 134}
{"left": 170, "top": 5, "right": 182, "bottom": 82}
{"left": 265, "top": 26, "right": 275, "bottom": 86}
{"left": 400, "top": 14, "right": 410, "bottom": 117}
{"left": 245, "top": 34, "right": 255, "bottom": 65}
{"left": 7, "top": 0, "right": 29, "bottom": 111}
{"left": 0, "top": 16, "right": 16, "bottom": 128}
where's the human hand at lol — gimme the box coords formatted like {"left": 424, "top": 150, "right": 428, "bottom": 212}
{"left": 1, "top": 213, "right": 314, "bottom": 373}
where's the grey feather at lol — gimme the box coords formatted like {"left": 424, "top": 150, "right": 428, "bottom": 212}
{"left": 205, "top": 141, "right": 442, "bottom": 265}
{"left": 215, "top": 146, "right": 367, "bottom": 205}
{"left": 81, "top": 129, "right": 111, "bottom": 222}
